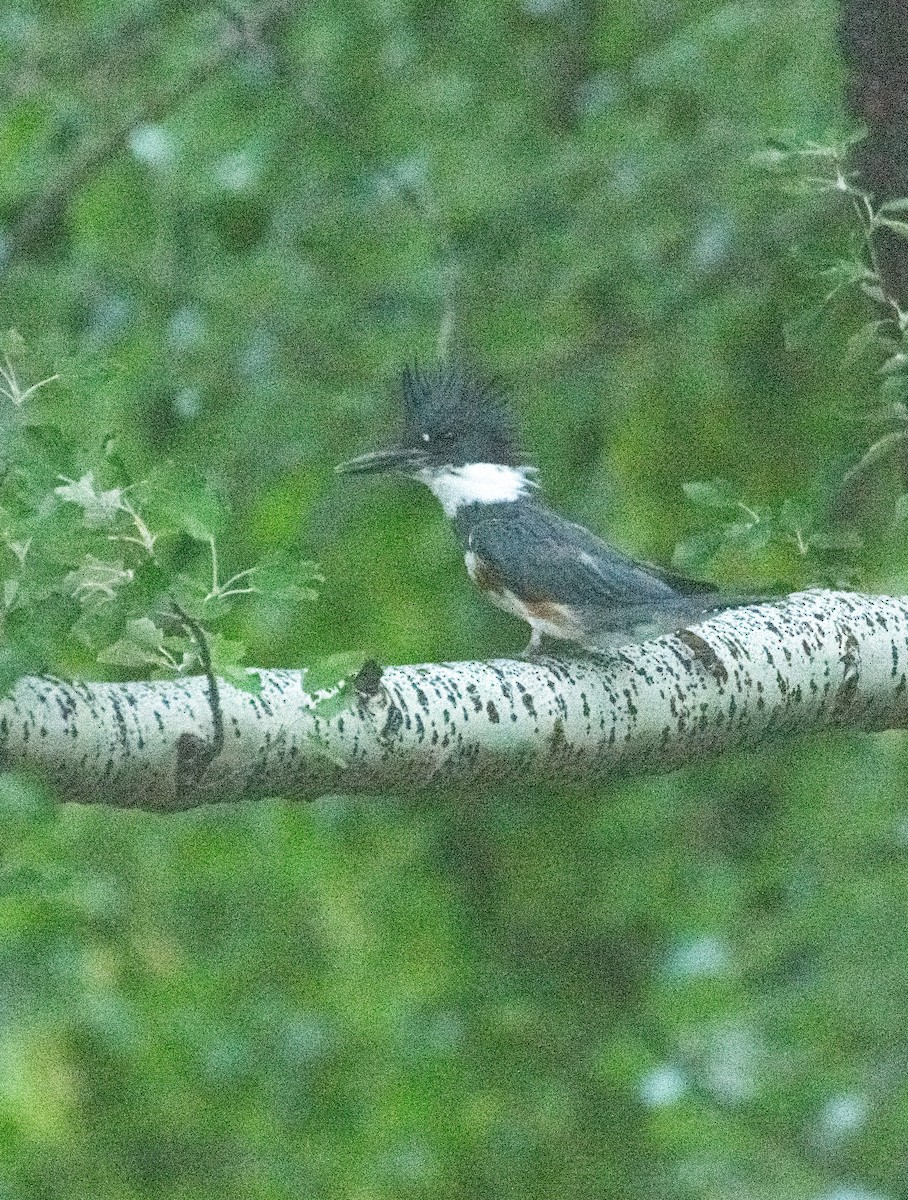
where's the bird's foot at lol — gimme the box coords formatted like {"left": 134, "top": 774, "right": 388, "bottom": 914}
{"left": 520, "top": 629, "right": 543, "bottom": 659}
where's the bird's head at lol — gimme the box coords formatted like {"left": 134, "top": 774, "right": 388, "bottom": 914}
{"left": 336, "top": 364, "right": 521, "bottom": 476}
{"left": 337, "top": 364, "right": 536, "bottom": 516}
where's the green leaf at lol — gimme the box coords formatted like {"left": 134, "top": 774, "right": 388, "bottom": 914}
{"left": 220, "top": 666, "right": 263, "bottom": 695}
{"left": 54, "top": 473, "right": 124, "bottom": 527}
{"left": 304, "top": 651, "right": 370, "bottom": 696}
{"left": 723, "top": 520, "right": 772, "bottom": 550}
{"left": 844, "top": 321, "right": 894, "bottom": 366}
{"left": 98, "top": 617, "right": 171, "bottom": 669}
{"left": 254, "top": 549, "right": 323, "bottom": 603}
{"left": 119, "top": 619, "right": 164, "bottom": 657}
{"left": 139, "top": 463, "right": 227, "bottom": 543}
{"left": 880, "top": 352, "right": 908, "bottom": 375}
{"left": 681, "top": 479, "right": 739, "bottom": 509}
{"left": 310, "top": 679, "right": 358, "bottom": 722}
{"left": 170, "top": 575, "right": 220, "bottom": 623}
{"left": 672, "top": 530, "right": 724, "bottom": 573}
{"left": 874, "top": 217, "right": 908, "bottom": 240}
{"left": 880, "top": 373, "right": 908, "bottom": 403}
{"left": 206, "top": 632, "right": 248, "bottom": 678}
{"left": 0, "top": 329, "right": 27, "bottom": 360}
{"left": 778, "top": 498, "right": 813, "bottom": 537}
{"left": 21, "top": 422, "right": 75, "bottom": 478}
{"left": 0, "top": 642, "right": 39, "bottom": 697}
{"left": 62, "top": 556, "right": 134, "bottom": 604}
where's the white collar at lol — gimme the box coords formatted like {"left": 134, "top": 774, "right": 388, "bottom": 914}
{"left": 414, "top": 463, "right": 537, "bottom": 517}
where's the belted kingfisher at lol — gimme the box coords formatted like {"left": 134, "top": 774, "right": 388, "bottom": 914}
{"left": 337, "top": 364, "right": 752, "bottom": 655}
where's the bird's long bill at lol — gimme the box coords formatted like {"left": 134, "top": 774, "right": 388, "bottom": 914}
{"left": 335, "top": 447, "right": 428, "bottom": 475}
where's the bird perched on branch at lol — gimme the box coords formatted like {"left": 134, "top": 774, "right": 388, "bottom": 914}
{"left": 337, "top": 364, "right": 756, "bottom": 655}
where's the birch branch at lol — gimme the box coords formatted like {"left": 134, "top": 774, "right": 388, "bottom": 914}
{"left": 1, "top": 590, "right": 906, "bottom": 811}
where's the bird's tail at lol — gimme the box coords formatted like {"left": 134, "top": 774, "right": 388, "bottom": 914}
{"left": 579, "top": 594, "right": 775, "bottom": 653}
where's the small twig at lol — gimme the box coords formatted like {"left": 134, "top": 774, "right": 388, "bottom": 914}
{"left": 833, "top": 429, "right": 908, "bottom": 521}
{"left": 208, "top": 535, "right": 220, "bottom": 600}
{"left": 169, "top": 599, "right": 225, "bottom": 789}
{"left": 842, "top": 429, "right": 908, "bottom": 489}
{"left": 111, "top": 498, "right": 158, "bottom": 557}
{"left": 0, "top": 357, "right": 59, "bottom": 406}
{"left": 840, "top": 0, "right": 908, "bottom": 313}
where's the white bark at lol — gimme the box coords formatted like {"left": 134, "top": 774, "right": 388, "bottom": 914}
{"left": 2, "top": 590, "right": 906, "bottom": 811}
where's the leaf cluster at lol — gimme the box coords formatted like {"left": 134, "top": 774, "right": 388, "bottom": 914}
{"left": 0, "top": 336, "right": 321, "bottom": 691}
{"left": 675, "top": 478, "right": 861, "bottom": 585}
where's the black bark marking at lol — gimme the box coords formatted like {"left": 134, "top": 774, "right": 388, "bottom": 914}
{"left": 676, "top": 630, "right": 729, "bottom": 684}
{"left": 549, "top": 717, "right": 568, "bottom": 754}
{"left": 379, "top": 700, "right": 404, "bottom": 743}
{"left": 176, "top": 733, "right": 212, "bottom": 793}
{"left": 833, "top": 626, "right": 862, "bottom": 717}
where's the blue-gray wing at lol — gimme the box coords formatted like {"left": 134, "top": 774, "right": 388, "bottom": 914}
{"left": 466, "top": 509, "right": 710, "bottom": 608}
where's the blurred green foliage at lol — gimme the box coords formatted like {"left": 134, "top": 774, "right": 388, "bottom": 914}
{"left": 0, "top": 0, "right": 907, "bottom": 1196}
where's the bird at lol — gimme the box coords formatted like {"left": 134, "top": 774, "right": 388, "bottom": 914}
{"left": 336, "top": 363, "right": 757, "bottom": 656}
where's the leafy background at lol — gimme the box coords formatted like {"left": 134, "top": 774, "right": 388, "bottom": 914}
{"left": 1, "top": 1, "right": 907, "bottom": 1196}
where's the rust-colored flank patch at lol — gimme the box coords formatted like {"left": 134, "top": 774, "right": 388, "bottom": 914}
{"left": 524, "top": 597, "right": 568, "bottom": 624}
{"left": 471, "top": 557, "right": 506, "bottom": 594}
